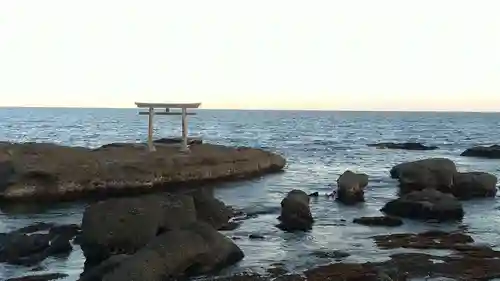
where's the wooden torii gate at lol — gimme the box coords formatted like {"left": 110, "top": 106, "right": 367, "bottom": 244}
{"left": 135, "top": 102, "right": 201, "bottom": 152}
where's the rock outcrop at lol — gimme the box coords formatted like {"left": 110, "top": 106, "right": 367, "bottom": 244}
{"left": 390, "top": 158, "right": 498, "bottom": 199}
{"left": 0, "top": 223, "right": 79, "bottom": 266}
{"left": 191, "top": 189, "right": 234, "bottom": 230}
{"left": 452, "top": 172, "right": 498, "bottom": 199}
{"left": 80, "top": 195, "right": 166, "bottom": 267}
{"left": 381, "top": 188, "right": 464, "bottom": 221}
{"left": 80, "top": 191, "right": 242, "bottom": 278}
{"left": 102, "top": 222, "right": 243, "bottom": 281}
{"left": 0, "top": 142, "right": 286, "bottom": 202}
{"left": 390, "top": 158, "right": 457, "bottom": 193}
{"left": 336, "top": 171, "right": 368, "bottom": 204}
{"left": 461, "top": 145, "right": 500, "bottom": 159}
{"left": 277, "top": 190, "right": 314, "bottom": 232}
{"left": 368, "top": 142, "right": 438, "bottom": 151}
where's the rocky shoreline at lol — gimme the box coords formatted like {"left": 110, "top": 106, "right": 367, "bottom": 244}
{"left": 2, "top": 141, "right": 500, "bottom": 280}
{"left": 0, "top": 141, "right": 286, "bottom": 202}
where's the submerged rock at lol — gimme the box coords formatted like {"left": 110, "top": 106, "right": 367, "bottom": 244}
{"left": 390, "top": 158, "right": 457, "bottom": 192}
{"left": 368, "top": 142, "right": 438, "bottom": 151}
{"left": 277, "top": 190, "right": 314, "bottom": 232}
{"left": 6, "top": 273, "right": 68, "bottom": 281}
{"left": 373, "top": 230, "right": 474, "bottom": 250}
{"left": 0, "top": 142, "right": 286, "bottom": 202}
{"left": 353, "top": 216, "right": 403, "bottom": 227}
{"left": 336, "top": 170, "right": 368, "bottom": 205}
{"left": 102, "top": 222, "right": 244, "bottom": 281}
{"left": 381, "top": 188, "right": 464, "bottom": 221}
{"left": 452, "top": 172, "right": 498, "bottom": 199}
{"left": 461, "top": 145, "right": 500, "bottom": 159}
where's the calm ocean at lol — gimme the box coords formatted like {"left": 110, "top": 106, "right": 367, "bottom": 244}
{"left": 1, "top": 108, "right": 500, "bottom": 280}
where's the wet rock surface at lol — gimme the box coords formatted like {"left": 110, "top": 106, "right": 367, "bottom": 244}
{"left": 452, "top": 172, "right": 498, "bottom": 199}
{"left": 461, "top": 144, "right": 500, "bottom": 159}
{"left": 381, "top": 188, "right": 464, "bottom": 221}
{"left": 336, "top": 170, "right": 368, "bottom": 205}
{"left": 390, "top": 158, "right": 457, "bottom": 193}
{"left": 368, "top": 142, "right": 438, "bottom": 150}
{"left": 0, "top": 142, "right": 286, "bottom": 202}
{"left": 277, "top": 190, "right": 314, "bottom": 232}
{"left": 353, "top": 216, "right": 403, "bottom": 227}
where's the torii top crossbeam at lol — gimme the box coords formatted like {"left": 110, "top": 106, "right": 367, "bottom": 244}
{"left": 135, "top": 102, "right": 202, "bottom": 152}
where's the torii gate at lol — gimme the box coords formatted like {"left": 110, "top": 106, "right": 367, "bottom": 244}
{"left": 135, "top": 102, "right": 201, "bottom": 152}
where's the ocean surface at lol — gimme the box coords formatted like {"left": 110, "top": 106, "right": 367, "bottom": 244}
{"left": 1, "top": 108, "right": 500, "bottom": 280}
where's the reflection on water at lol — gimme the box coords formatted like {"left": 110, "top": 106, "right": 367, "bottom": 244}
{"left": 1, "top": 109, "right": 500, "bottom": 280}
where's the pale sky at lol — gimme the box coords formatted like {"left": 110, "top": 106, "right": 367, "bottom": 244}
{"left": 0, "top": 1, "right": 499, "bottom": 111}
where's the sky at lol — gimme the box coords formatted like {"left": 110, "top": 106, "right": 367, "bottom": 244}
{"left": 0, "top": 1, "right": 499, "bottom": 111}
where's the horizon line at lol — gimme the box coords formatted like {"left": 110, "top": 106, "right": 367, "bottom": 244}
{"left": 0, "top": 105, "right": 499, "bottom": 113}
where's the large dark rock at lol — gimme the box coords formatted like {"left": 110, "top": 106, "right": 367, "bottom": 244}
{"left": 336, "top": 170, "right": 368, "bottom": 205}
{"left": 81, "top": 193, "right": 201, "bottom": 266}
{"left": 102, "top": 222, "right": 244, "bottom": 281}
{"left": 381, "top": 188, "right": 464, "bottom": 221}
{"left": 451, "top": 172, "right": 498, "bottom": 199}
{"left": 368, "top": 142, "right": 438, "bottom": 151}
{"left": 277, "top": 190, "right": 314, "bottom": 232}
{"left": 192, "top": 189, "right": 234, "bottom": 230}
{"left": 390, "top": 158, "right": 457, "bottom": 193}
{"left": 80, "top": 196, "right": 165, "bottom": 266}
{"left": 156, "top": 193, "right": 197, "bottom": 232}
{"left": 353, "top": 216, "right": 403, "bottom": 227}
{"left": 461, "top": 145, "right": 500, "bottom": 159}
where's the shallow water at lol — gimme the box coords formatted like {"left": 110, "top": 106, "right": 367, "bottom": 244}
{"left": 1, "top": 108, "right": 500, "bottom": 280}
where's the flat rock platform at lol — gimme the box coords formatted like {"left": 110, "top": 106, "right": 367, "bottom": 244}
{"left": 0, "top": 141, "right": 286, "bottom": 202}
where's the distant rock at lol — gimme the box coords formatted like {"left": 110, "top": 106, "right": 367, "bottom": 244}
{"left": 381, "top": 188, "right": 464, "bottom": 221}
{"left": 461, "top": 145, "right": 500, "bottom": 159}
{"left": 390, "top": 158, "right": 457, "bottom": 193}
{"left": 277, "top": 190, "right": 314, "bottom": 232}
{"left": 368, "top": 142, "right": 438, "bottom": 151}
{"left": 353, "top": 216, "right": 403, "bottom": 227}
{"left": 336, "top": 171, "right": 368, "bottom": 205}
{"left": 452, "top": 172, "right": 498, "bottom": 199}
{"left": 154, "top": 137, "right": 203, "bottom": 145}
